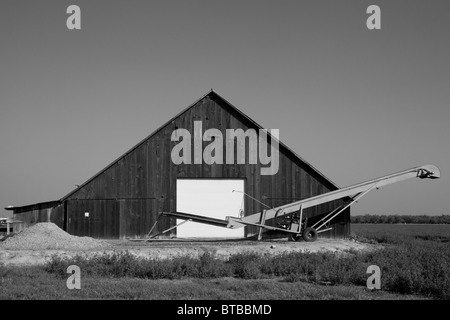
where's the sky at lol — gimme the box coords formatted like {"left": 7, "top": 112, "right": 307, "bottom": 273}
{"left": 0, "top": 0, "right": 449, "bottom": 218}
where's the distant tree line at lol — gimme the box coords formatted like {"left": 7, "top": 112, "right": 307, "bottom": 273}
{"left": 351, "top": 214, "right": 450, "bottom": 224}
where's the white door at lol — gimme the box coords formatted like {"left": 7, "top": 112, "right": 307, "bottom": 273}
{"left": 176, "top": 179, "right": 245, "bottom": 238}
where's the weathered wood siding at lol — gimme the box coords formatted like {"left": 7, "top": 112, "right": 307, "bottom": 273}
{"left": 65, "top": 199, "right": 120, "bottom": 239}
{"left": 13, "top": 201, "right": 64, "bottom": 230}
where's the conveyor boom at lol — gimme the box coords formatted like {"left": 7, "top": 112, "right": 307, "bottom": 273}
{"left": 146, "top": 164, "right": 440, "bottom": 241}
{"left": 226, "top": 164, "right": 440, "bottom": 233}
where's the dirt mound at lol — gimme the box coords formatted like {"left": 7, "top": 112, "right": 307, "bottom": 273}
{"left": 0, "top": 222, "right": 110, "bottom": 250}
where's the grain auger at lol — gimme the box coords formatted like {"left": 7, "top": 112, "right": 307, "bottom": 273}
{"left": 148, "top": 164, "right": 440, "bottom": 241}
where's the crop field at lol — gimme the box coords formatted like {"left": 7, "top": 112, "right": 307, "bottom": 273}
{"left": 351, "top": 223, "right": 450, "bottom": 243}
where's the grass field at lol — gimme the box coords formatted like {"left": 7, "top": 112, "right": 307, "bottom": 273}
{"left": 0, "top": 269, "right": 424, "bottom": 300}
{"left": 1, "top": 224, "right": 449, "bottom": 300}
{"left": 351, "top": 223, "right": 450, "bottom": 243}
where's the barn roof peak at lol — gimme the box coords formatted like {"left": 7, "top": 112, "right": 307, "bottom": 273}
{"left": 58, "top": 89, "right": 340, "bottom": 201}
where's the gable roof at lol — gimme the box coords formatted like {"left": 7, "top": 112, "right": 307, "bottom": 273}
{"left": 59, "top": 90, "right": 340, "bottom": 201}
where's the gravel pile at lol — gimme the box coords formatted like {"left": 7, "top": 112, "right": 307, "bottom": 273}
{"left": 0, "top": 222, "right": 110, "bottom": 250}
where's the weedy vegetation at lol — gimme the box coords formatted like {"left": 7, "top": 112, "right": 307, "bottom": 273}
{"left": 1, "top": 224, "right": 450, "bottom": 299}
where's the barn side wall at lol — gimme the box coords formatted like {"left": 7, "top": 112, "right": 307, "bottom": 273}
{"left": 13, "top": 203, "right": 64, "bottom": 230}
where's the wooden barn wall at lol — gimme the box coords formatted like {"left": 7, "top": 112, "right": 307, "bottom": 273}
{"left": 13, "top": 203, "right": 64, "bottom": 230}
{"left": 64, "top": 94, "right": 350, "bottom": 239}
{"left": 65, "top": 199, "right": 119, "bottom": 238}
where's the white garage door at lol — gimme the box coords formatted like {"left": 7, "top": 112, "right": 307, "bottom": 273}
{"left": 176, "top": 179, "right": 245, "bottom": 238}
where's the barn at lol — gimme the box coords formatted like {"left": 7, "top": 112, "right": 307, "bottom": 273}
{"left": 6, "top": 91, "right": 350, "bottom": 239}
